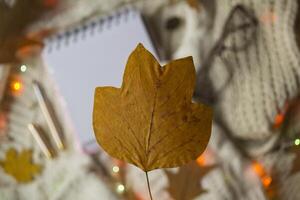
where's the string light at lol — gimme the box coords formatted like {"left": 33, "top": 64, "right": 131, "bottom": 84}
{"left": 260, "top": 10, "right": 277, "bottom": 24}
{"left": 197, "top": 148, "right": 215, "bottom": 167}
{"left": 251, "top": 161, "right": 272, "bottom": 188}
{"left": 295, "top": 139, "right": 300, "bottom": 146}
{"left": 112, "top": 166, "right": 120, "bottom": 173}
{"left": 13, "top": 81, "right": 22, "bottom": 92}
{"left": 197, "top": 154, "right": 206, "bottom": 166}
{"left": 252, "top": 162, "right": 265, "bottom": 177}
{"left": 10, "top": 79, "right": 23, "bottom": 96}
{"left": 20, "top": 65, "right": 27, "bottom": 72}
{"left": 44, "top": 0, "right": 58, "bottom": 8}
{"left": 0, "top": 112, "right": 7, "bottom": 134}
{"left": 262, "top": 176, "right": 272, "bottom": 187}
{"left": 116, "top": 184, "right": 125, "bottom": 193}
{"left": 273, "top": 113, "right": 284, "bottom": 129}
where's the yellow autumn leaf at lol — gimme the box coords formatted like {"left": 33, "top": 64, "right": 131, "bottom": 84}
{"left": 0, "top": 148, "right": 42, "bottom": 183}
{"left": 93, "top": 44, "right": 213, "bottom": 172}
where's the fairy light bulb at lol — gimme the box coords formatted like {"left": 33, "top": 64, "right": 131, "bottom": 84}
{"left": 251, "top": 161, "right": 272, "bottom": 188}
{"left": 10, "top": 79, "right": 23, "bottom": 96}
{"left": 13, "top": 82, "right": 21, "bottom": 90}
{"left": 197, "top": 154, "right": 206, "bottom": 166}
{"left": 44, "top": 0, "right": 58, "bottom": 8}
{"left": 262, "top": 176, "right": 272, "bottom": 187}
{"left": 0, "top": 112, "right": 7, "bottom": 132}
{"left": 261, "top": 10, "right": 277, "bottom": 24}
{"left": 112, "top": 166, "right": 120, "bottom": 173}
{"left": 252, "top": 162, "right": 265, "bottom": 177}
{"left": 273, "top": 113, "right": 284, "bottom": 129}
{"left": 295, "top": 139, "right": 300, "bottom": 146}
{"left": 20, "top": 65, "right": 27, "bottom": 72}
{"left": 116, "top": 184, "right": 125, "bottom": 193}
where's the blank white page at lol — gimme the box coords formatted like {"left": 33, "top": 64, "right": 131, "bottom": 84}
{"left": 42, "top": 8, "right": 156, "bottom": 152}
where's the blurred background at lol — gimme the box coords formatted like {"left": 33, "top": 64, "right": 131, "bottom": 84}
{"left": 1, "top": 0, "right": 300, "bottom": 199}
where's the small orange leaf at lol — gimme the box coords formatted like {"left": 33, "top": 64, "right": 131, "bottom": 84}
{"left": 93, "top": 44, "right": 213, "bottom": 172}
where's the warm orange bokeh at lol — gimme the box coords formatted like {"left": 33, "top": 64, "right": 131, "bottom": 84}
{"left": 10, "top": 76, "right": 24, "bottom": 97}
{"left": 262, "top": 176, "right": 272, "bottom": 187}
{"left": 273, "top": 113, "right": 284, "bottom": 129}
{"left": 0, "top": 112, "right": 7, "bottom": 131}
{"left": 252, "top": 162, "right": 265, "bottom": 177}
{"left": 261, "top": 11, "right": 277, "bottom": 24}
{"left": 44, "top": 0, "right": 58, "bottom": 8}
{"left": 197, "top": 154, "right": 206, "bottom": 166}
{"left": 251, "top": 162, "right": 272, "bottom": 188}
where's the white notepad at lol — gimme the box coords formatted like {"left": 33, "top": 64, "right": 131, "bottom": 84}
{"left": 43, "top": 8, "right": 156, "bottom": 152}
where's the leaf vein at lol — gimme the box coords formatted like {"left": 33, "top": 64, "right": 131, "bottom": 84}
{"left": 114, "top": 136, "right": 140, "bottom": 166}
{"left": 158, "top": 68, "right": 189, "bottom": 108}
{"left": 126, "top": 65, "right": 148, "bottom": 123}
{"left": 149, "top": 138, "right": 197, "bottom": 167}
{"left": 148, "top": 119, "right": 202, "bottom": 152}
{"left": 97, "top": 98, "right": 144, "bottom": 158}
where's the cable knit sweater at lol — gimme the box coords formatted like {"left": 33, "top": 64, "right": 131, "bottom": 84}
{"left": 210, "top": 0, "right": 300, "bottom": 141}
{"left": 198, "top": 1, "right": 300, "bottom": 200}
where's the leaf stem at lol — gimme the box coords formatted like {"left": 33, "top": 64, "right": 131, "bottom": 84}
{"left": 145, "top": 171, "right": 153, "bottom": 200}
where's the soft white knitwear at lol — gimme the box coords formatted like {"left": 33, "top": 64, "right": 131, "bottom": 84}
{"left": 210, "top": 0, "right": 300, "bottom": 140}
{"left": 199, "top": 0, "right": 300, "bottom": 199}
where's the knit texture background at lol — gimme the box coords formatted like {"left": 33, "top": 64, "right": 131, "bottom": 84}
{"left": 210, "top": 0, "right": 300, "bottom": 141}
{"left": 198, "top": 0, "right": 300, "bottom": 199}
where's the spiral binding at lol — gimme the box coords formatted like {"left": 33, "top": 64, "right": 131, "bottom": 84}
{"left": 45, "top": 6, "right": 139, "bottom": 53}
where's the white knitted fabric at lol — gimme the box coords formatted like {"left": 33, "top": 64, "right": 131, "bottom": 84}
{"left": 198, "top": 1, "right": 300, "bottom": 199}
{"left": 210, "top": 0, "right": 300, "bottom": 140}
